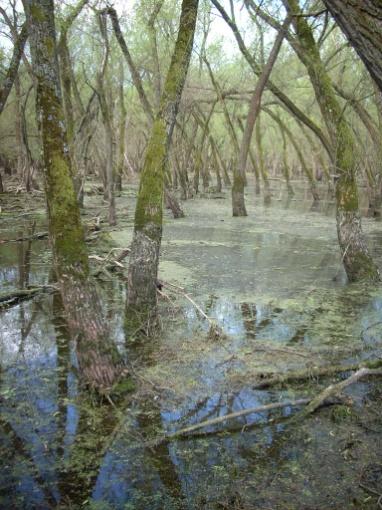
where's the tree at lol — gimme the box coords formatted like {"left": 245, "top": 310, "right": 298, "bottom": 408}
{"left": 0, "top": 17, "right": 28, "bottom": 115}
{"left": 233, "top": 16, "right": 290, "bottom": 216}
{"left": 126, "top": 0, "right": 199, "bottom": 328}
{"left": 23, "top": 0, "right": 124, "bottom": 391}
{"left": 283, "top": 0, "right": 379, "bottom": 282}
{"left": 322, "top": 0, "right": 382, "bottom": 92}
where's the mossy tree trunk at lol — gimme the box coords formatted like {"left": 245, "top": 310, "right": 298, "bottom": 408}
{"left": 284, "top": 0, "right": 380, "bottom": 282}
{"left": 126, "top": 0, "right": 199, "bottom": 328}
{"left": 24, "top": 0, "right": 124, "bottom": 391}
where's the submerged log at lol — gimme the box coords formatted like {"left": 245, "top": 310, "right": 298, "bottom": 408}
{"left": 0, "top": 286, "right": 55, "bottom": 310}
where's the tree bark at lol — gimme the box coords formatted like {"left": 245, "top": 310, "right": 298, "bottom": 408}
{"left": 126, "top": 0, "right": 199, "bottom": 328}
{"left": 322, "top": 0, "right": 382, "bottom": 93}
{"left": 24, "top": 0, "right": 124, "bottom": 391}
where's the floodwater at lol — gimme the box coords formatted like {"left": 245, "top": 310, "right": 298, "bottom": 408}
{"left": 1, "top": 183, "right": 382, "bottom": 509}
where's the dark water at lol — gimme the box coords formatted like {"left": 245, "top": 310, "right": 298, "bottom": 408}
{"left": 1, "top": 184, "right": 382, "bottom": 509}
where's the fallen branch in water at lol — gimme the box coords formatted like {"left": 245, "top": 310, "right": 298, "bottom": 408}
{"left": 167, "top": 398, "right": 311, "bottom": 438}
{"left": 291, "top": 366, "right": 382, "bottom": 421}
{"left": 167, "top": 366, "right": 382, "bottom": 439}
{"left": 249, "top": 358, "right": 382, "bottom": 390}
{"left": 92, "top": 248, "right": 130, "bottom": 277}
{"left": 1, "top": 223, "right": 103, "bottom": 244}
{"left": 0, "top": 285, "right": 56, "bottom": 310}
{"left": 159, "top": 279, "right": 226, "bottom": 340}
{"left": 0, "top": 231, "right": 48, "bottom": 243}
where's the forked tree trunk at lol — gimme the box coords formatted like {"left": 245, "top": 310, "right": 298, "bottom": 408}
{"left": 126, "top": 0, "right": 199, "bottom": 328}
{"left": 24, "top": 0, "right": 124, "bottom": 391}
{"left": 285, "top": 0, "right": 379, "bottom": 282}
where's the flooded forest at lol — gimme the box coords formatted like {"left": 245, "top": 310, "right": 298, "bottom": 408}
{"left": 1, "top": 0, "right": 382, "bottom": 508}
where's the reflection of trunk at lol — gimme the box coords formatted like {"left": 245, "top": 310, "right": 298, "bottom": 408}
{"left": 25, "top": 0, "right": 124, "bottom": 391}
{"left": 135, "top": 397, "right": 185, "bottom": 503}
{"left": 52, "top": 291, "right": 71, "bottom": 460}
{"left": 241, "top": 302, "right": 257, "bottom": 337}
{"left": 285, "top": 0, "right": 379, "bottom": 282}
{"left": 234, "top": 17, "right": 290, "bottom": 216}
{"left": 58, "top": 396, "right": 119, "bottom": 506}
{"left": 126, "top": 0, "right": 199, "bottom": 328}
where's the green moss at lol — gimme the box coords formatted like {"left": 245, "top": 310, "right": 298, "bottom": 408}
{"left": 330, "top": 405, "right": 354, "bottom": 423}
{"left": 111, "top": 376, "right": 136, "bottom": 396}
{"left": 134, "top": 119, "right": 166, "bottom": 235}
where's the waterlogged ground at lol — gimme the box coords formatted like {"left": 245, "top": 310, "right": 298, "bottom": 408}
{"left": 1, "top": 182, "right": 382, "bottom": 509}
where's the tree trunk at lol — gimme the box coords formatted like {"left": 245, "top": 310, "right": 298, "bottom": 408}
{"left": 96, "top": 11, "right": 116, "bottom": 226}
{"left": 126, "top": 0, "right": 199, "bottom": 328}
{"left": 256, "top": 117, "right": 271, "bottom": 204}
{"left": 0, "top": 21, "right": 28, "bottom": 114}
{"left": 285, "top": 0, "right": 379, "bottom": 282}
{"left": 164, "top": 188, "right": 185, "bottom": 218}
{"left": 24, "top": 0, "right": 124, "bottom": 391}
{"left": 322, "top": 0, "right": 382, "bottom": 93}
{"left": 116, "top": 61, "right": 127, "bottom": 193}
{"left": 234, "top": 16, "right": 290, "bottom": 216}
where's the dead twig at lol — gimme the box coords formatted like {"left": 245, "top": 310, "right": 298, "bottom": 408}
{"left": 160, "top": 279, "right": 226, "bottom": 340}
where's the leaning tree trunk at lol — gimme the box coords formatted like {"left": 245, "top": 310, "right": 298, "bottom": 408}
{"left": 24, "top": 0, "right": 124, "bottom": 391}
{"left": 285, "top": 0, "right": 380, "bottom": 282}
{"left": 322, "top": 0, "right": 382, "bottom": 93}
{"left": 126, "top": 0, "right": 199, "bottom": 329}
{"left": 0, "top": 21, "right": 28, "bottom": 115}
{"left": 234, "top": 16, "right": 290, "bottom": 216}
